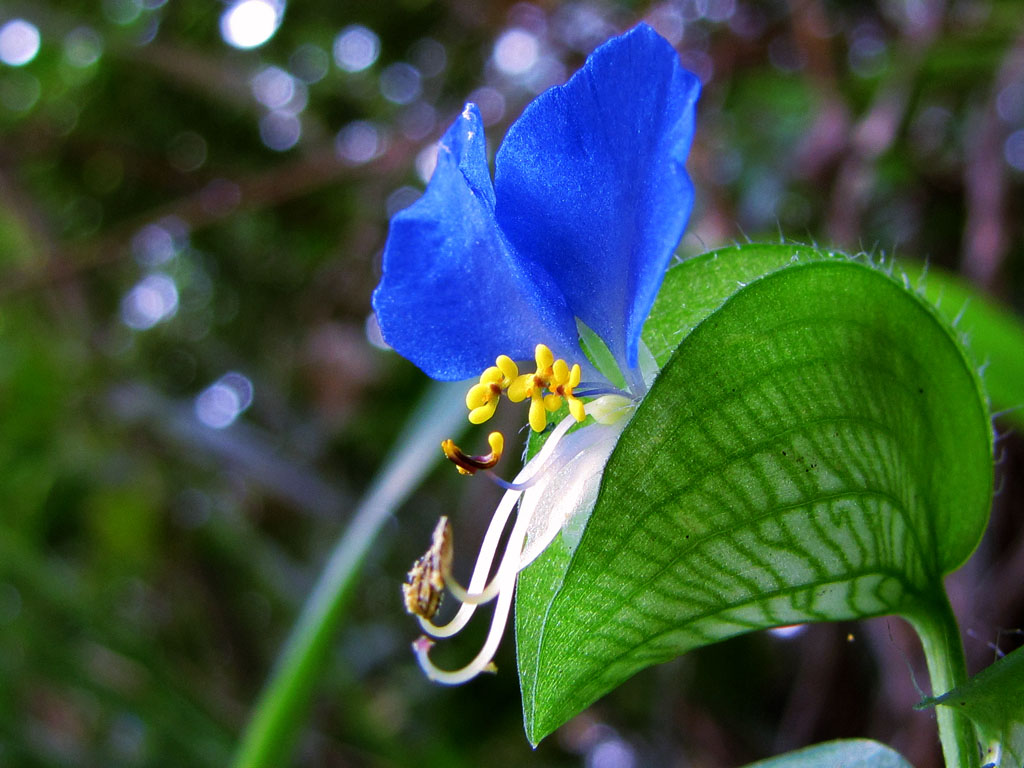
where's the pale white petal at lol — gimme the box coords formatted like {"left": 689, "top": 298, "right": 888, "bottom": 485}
{"left": 517, "top": 418, "right": 626, "bottom": 569}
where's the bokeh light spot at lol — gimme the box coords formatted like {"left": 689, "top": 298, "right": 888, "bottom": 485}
{"left": 493, "top": 28, "right": 539, "bottom": 76}
{"left": 132, "top": 217, "right": 188, "bottom": 267}
{"left": 289, "top": 43, "right": 328, "bottom": 83}
{"left": 167, "top": 130, "right": 208, "bottom": 172}
{"left": 103, "top": 0, "right": 142, "bottom": 26}
{"left": 468, "top": 86, "right": 506, "bottom": 126}
{"left": 385, "top": 185, "right": 421, "bottom": 217}
{"left": 195, "top": 372, "right": 254, "bottom": 429}
{"left": 997, "top": 82, "right": 1024, "bottom": 125}
{"left": 63, "top": 26, "right": 104, "bottom": 68}
{"left": 409, "top": 38, "right": 446, "bottom": 78}
{"left": 336, "top": 121, "right": 384, "bottom": 163}
{"left": 251, "top": 65, "right": 295, "bottom": 109}
{"left": 333, "top": 25, "right": 379, "bottom": 72}
{"left": 415, "top": 143, "right": 438, "bottom": 184}
{"left": 259, "top": 111, "right": 301, "bottom": 151}
{"left": 220, "top": 0, "right": 283, "bottom": 50}
{"left": 379, "top": 62, "right": 421, "bottom": 105}
{"left": 588, "top": 738, "right": 637, "bottom": 768}
{"left": 645, "top": 3, "right": 684, "bottom": 45}
{"left": 397, "top": 101, "right": 436, "bottom": 141}
{"left": 1004, "top": 129, "right": 1024, "bottom": 171}
{"left": 120, "top": 274, "right": 179, "bottom": 330}
{"left": 0, "top": 71, "right": 41, "bottom": 112}
{"left": 0, "top": 19, "right": 41, "bottom": 67}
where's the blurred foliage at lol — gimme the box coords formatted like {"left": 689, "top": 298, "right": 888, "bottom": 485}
{"left": 0, "top": 0, "right": 1021, "bottom": 766}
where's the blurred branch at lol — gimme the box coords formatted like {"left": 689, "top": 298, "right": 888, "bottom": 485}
{"left": 788, "top": 0, "right": 851, "bottom": 180}
{"left": 0, "top": 164, "right": 57, "bottom": 262}
{"left": 826, "top": 68, "right": 916, "bottom": 247}
{"left": 961, "top": 29, "right": 1024, "bottom": 291}
{"left": 825, "top": 3, "right": 944, "bottom": 248}
{"left": 129, "top": 40, "right": 253, "bottom": 110}
{"left": 107, "top": 382, "right": 352, "bottom": 520}
{"left": 0, "top": 135, "right": 417, "bottom": 298}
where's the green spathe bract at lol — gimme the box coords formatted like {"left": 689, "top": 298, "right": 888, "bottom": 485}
{"left": 517, "top": 245, "right": 993, "bottom": 749}
{"left": 921, "top": 643, "right": 1024, "bottom": 767}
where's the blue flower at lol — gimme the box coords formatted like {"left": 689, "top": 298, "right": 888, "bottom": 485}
{"left": 381, "top": 24, "right": 701, "bottom": 684}
{"left": 372, "top": 23, "right": 700, "bottom": 393}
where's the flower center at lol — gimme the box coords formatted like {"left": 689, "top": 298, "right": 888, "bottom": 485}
{"left": 467, "top": 343, "right": 585, "bottom": 434}
{"left": 446, "top": 344, "right": 587, "bottom": 478}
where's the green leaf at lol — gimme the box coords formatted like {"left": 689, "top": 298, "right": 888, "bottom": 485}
{"left": 904, "top": 262, "right": 1024, "bottom": 430}
{"left": 517, "top": 246, "right": 992, "bottom": 744}
{"left": 643, "top": 243, "right": 847, "bottom": 365}
{"left": 742, "top": 738, "right": 914, "bottom": 768}
{"left": 920, "top": 644, "right": 1024, "bottom": 767}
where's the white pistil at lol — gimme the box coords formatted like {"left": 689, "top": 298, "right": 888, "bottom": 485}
{"left": 412, "top": 394, "right": 636, "bottom": 684}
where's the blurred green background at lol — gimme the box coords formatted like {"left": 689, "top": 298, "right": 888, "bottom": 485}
{"left": 0, "top": 0, "right": 1021, "bottom": 766}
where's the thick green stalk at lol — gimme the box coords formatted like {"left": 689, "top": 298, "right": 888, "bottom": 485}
{"left": 906, "top": 593, "right": 979, "bottom": 768}
{"left": 232, "top": 381, "right": 468, "bottom": 768}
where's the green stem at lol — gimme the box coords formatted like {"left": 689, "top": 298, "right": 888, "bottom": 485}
{"left": 906, "top": 593, "right": 979, "bottom": 768}
{"left": 231, "top": 381, "right": 468, "bottom": 768}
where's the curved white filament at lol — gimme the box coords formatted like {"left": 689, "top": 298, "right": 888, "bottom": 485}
{"left": 417, "top": 413, "right": 578, "bottom": 637}
{"left": 413, "top": 466, "right": 536, "bottom": 683}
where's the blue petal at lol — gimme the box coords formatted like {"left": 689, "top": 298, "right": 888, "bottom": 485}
{"left": 372, "top": 105, "right": 580, "bottom": 381}
{"left": 493, "top": 24, "right": 701, "bottom": 377}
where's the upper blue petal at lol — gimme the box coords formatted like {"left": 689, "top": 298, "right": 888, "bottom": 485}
{"left": 372, "top": 104, "right": 580, "bottom": 381}
{"left": 493, "top": 24, "right": 701, "bottom": 376}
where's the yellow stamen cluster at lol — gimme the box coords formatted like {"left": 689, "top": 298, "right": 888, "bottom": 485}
{"left": 507, "top": 345, "right": 584, "bottom": 432}
{"left": 465, "top": 344, "right": 585, "bottom": 434}
{"left": 465, "top": 355, "right": 519, "bottom": 424}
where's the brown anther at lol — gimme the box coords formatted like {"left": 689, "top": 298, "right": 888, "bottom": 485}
{"left": 402, "top": 517, "right": 453, "bottom": 619}
{"left": 441, "top": 432, "right": 504, "bottom": 476}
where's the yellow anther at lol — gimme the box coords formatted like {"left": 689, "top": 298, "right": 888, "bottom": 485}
{"left": 550, "top": 361, "right": 585, "bottom": 423}
{"left": 528, "top": 397, "right": 547, "bottom": 433}
{"left": 568, "top": 395, "right": 586, "bottom": 422}
{"left": 466, "top": 382, "right": 491, "bottom": 409}
{"left": 552, "top": 358, "right": 570, "bottom": 384}
{"left": 468, "top": 398, "right": 499, "bottom": 425}
{"left": 507, "top": 374, "right": 531, "bottom": 403}
{"left": 534, "top": 344, "right": 554, "bottom": 372}
{"left": 464, "top": 358, "right": 518, "bottom": 425}
{"left": 495, "top": 355, "right": 519, "bottom": 381}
